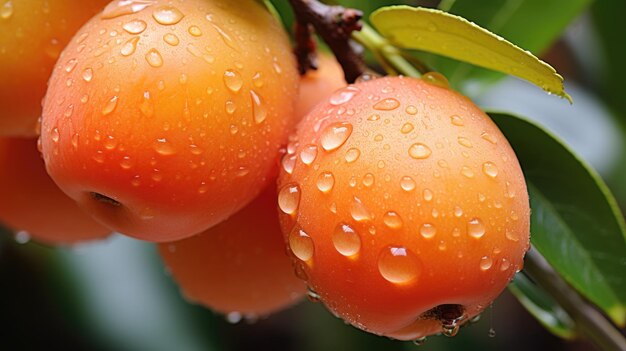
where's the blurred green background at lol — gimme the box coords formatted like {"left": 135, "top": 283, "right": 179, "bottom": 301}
{"left": 2, "top": 0, "right": 625, "bottom": 350}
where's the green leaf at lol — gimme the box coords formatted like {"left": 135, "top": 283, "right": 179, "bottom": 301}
{"left": 370, "top": 6, "right": 570, "bottom": 101}
{"left": 489, "top": 111, "right": 626, "bottom": 326}
{"left": 508, "top": 273, "right": 576, "bottom": 339}
{"left": 435, "top": 0, "right": 590, "bottom": 92}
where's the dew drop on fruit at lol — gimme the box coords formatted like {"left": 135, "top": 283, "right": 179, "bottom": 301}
{"left": 362, "top": 173, "right": 375, "bottom": 187}
{"left": 102, "top": 96, "right": 119, "bottom": 115}
{"left": 316, "top": 172, "right": 334, "bottom": 193}
{"left": 64, "top": 105, "right": 74, "bottom": 117}
{"left": 140, "top": 91, "right": 154, "bottom": 117}
{"left": 405, "top": 105, "right": 418, "bottom": 115}
{"left": 345, "top": 148, "right": 360, "bottom": 163}
{"left": 223, "top": 70, "right": 243, "bottom": 92}
{"left": 378, "top": 246, "right": 421, "bottom": 284}
{"left": 350, "top": 196, "right": 372, "bottom": 222}
{"left": 383, "top": 211, "right": 403, "bottom": 229}
{"left": 400, "top": 176, "right": 416, "bottom": 192}
{"left": 482, "top": 162, "right": 498, "bottom": 178}
{"left": 163, "top": 33, "right": 180, "bottom": 46}
{"left": 82, "top": 68, "right": 93, "bottom": 82}
{"left": 208, "top": 21, "right": 239, "bottom": 51}
{"left": 145, "top": 48, "right": 163, "bottom": 67}
{"left": 373, "top": 98, "right": 400, "bottom": 111}
{"left": 461, "top": 166, "right": 474, "bottom": 178}
{"left": 422, "top": 72, "right": 450, "bottom": 89}
{"left": 400, "top": 123, "right": 414, "bottom": 134}
{"left": 14, "top": 231, "right": 30, "bottom": 244}
{"left": 188, "top": 25, "right": 202, "bottom": 37}
{"left": 467, "top": 218, "right": 486, "bottom": 239}
{"left": 278, "top": 184, "right": 301, "bottom": 215}
{"left": 120, "top": 156, "right": 133, "bottom": 169}
{"left": 454, "top": 206, "right": 463, "bottom": 218}
{"left": 252, "top": 72, "right": 263, "bottom": 88}
{"left": 300, "top": 144, "right": 317, "bottom": 165}
{"left": 450, "top": 115, "right": 464, "bottom": 126}
{"left": 281, "top": 154, "right": 296, "bottom": 174}
{"left": 225, "top": 100, "right": 236, "bottom": 114}
{"left": 332, "top": 223, "right": 361, "bottom": 256}
{"left": 71, "top": 133, "right": 79, "bottom": 149}
{"left": 50, "top": 127, "right": 60, "bottom": 143}
{"left": 123, "top": 19, "right": 147, "bottom": 34}
{"left": 500, "top": 258, "right": 511, "bottom": 271}
{"left": 409, "top": 143, "right": 432, "bottom": 159}
{"left": 249, "top": 90, "right": 267, "bottom": 124}
{"left": 329, "top": 86, "right": 360, "bottom": 105}
{"left": 419, "top": 223, "right": 436, "bottom": 239}
{"left": 320, "top": 122, "right": 353, "bottom": 151}
{"left": 457, "top": 137, "right": 473, "bottom": 148}
{"left": 104, "top": 135, "right": 117, "bottom": 150}
{"left": 0, "top": 0, "right": 14, "bottom": 19}
{"left": 101, "top": 0, "right": 155, "bottom": 19}
{"left": 64, "top": 59, "right": 78, "bottom": 73}
{"left": 505, "top": 229, "right": 520, "bottom": 242}
{"left": 152, "top": 5, "right": 184, "bottom": 25}
{"left": 306, "top": 288, "right": 320, "bottom": 302}
{"left": 479, "top": 256, "right": 493, "bottom": 271}
{"left": 121, "top": 36, "right": 140, "bottom": 56}
{"left": 481, "top": 131, "right": 497, "bottom": 144}
{"left": 289, "top": 227, "right": 314, "bottom": 261}
{"left": 153, "top": 138, "right": 175, "bottom": 156}
{"left": 423, "top": 188, "right": 433, "bottom": 202}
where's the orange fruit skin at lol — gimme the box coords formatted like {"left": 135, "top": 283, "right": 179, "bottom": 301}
{"left": 295, "top": 54, "right": 346, "bottom": 119}
{"left": 0, "top": 137, "right": 110, "bottom": 245}
{"left": 40, "top": 0, "right": 299, "bottom": 242}
{"left": 0, "top": 0, "right": 109, "bottom": 137}
{"left": 158, "top": 185, "right": 305, "bottom": 317}
{"left": 277, "top": 76, "right": 530, "bottom": 339}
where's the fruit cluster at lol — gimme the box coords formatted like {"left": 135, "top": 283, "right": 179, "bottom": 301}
{"left": 0, "top": 0, "right": 529, "bottom": 340}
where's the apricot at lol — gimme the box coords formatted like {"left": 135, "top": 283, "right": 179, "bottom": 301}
{"left": 0, "top": 137, "right": 110, "bottom": 244}
{"left": 277, "top": 76, "right": 530, "bottom": 339}
{"left": 158, "top": 185, "right": 305, "bottom": 317}
{"left": 0, "top": 0, "right": 109, "bottom": 136}
{"left": 40, "top": 0, "right": 299, "bottom": 242}
{"left": 295, "top": 54, "right": 346, "bottom": 118}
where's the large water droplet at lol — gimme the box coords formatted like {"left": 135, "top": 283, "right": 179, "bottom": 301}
{"left": 278, "top": 184, "right": 301, "bottom": 215}
{"left": 223, "top": 70, "right": 243, "bottom": 92}
{"left": 373, "top": 98, "right": 400, "bottom": 111}
{"left": 350, "top": 196, "right": 372, "bottom": 222}
{"left": 467, "top": 218, "right": 486, "bottom": 239}
{"left": 400, "top": 176, "right": 416, "bottom": 192}
{"left": 300, "top": 144, "right": 317, "bottom": 165}
{"left": 123, "top": 19, "right": 147, "bottom": 34}
{"left": 281, "top": 154, "right": 296, "bottom": 174}
{"left": 320, "top": 122, "right": 352, "bottom": 151}
{"left": 121, "top": 36, "right": 140, "bottom": 56}
{"left": 405, "top": 105, "right": 418, "bottom": 115}
{"left": 409, "top": 143, "right": 432, "bottom": 159}
{"left": 82, "top": 68, "right": 94, "bottom": 82}
{"left": 329, "top": 86, "right": 360, "bottom": 105}
{"left": 422, "top": 71, "right": 449, "bottom": 89}
{"left": 479, "top": 256, "right": 493, "bottom": 271}
{"left": 250, "top": 90, "right": 267, "bottom": 124}
{"left": 482, "top": 162, "right": 498, "bottom": 178}
{"left": 289, "top": 228, "right": 313, "bottom": 261}
{"left": 419, "top": 223, "right": 436, "bottom": 239}
{"left": 333, "top": 223, "right": 361, "bottom": 256}
{"left": 0, "top": 0, "right": 14, "bottom": 19}
{"left": 378, "top": 246, "right": 421, "bottom": 284}
{"left": 145, "top": 48, "right": 163, "bottom": 67}
{"left": 383, "top": 211, "right": 403, "bottom": 229}
{"left": 152, "top": 5, "right": 184, "bottom": 25}
{"left": 102, "top": 96, "right": 119, "bottom": 115}
{"left": 316, "top": 172, "right": 335, "bottom": 193}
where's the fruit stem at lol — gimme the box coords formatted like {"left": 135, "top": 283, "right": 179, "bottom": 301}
{"left": 352, "top": 24, "right": 422, "bottom": 78}
{"left": 524, "top": 247, "right": 626, "bottom": 351}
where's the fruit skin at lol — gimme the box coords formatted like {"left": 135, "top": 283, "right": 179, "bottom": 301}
{"left": 295, "top": 54, "right": 346, "bottom": 118}
{"left": 158, "top": 185, "right": 305, "bottom": 317}
{"left": 278, "top": 76, "right": 530, "bottom": 339}
{"left": 0, "top": 0, "right": 109, "bottom": 137}
{"left": 40, "top": 0, "right": 299, "bottom": 242}
{"left": 0, "top": 137, "right": 110, "bottom": 245}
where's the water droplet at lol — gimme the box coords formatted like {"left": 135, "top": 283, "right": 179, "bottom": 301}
{"left": 378, "top": 246, "right": 421, "bottom": 284}
{"left": 461, "top": 166, "right": 474, "bottom": 178}
{"left": 333, "top": 223, "right": 361, "bottom": 256}
{"left": 208, "top": 21, "right": 239, "bottom": 51}
{"left": 163, "top": 33, "right": 179, "bottom": 46}
{"left": 120, "top": 36, "right": 140, "bottom": 56}
{"left": 409, "top": 143, "right": 432, "bottom": 159}
{"left": 289, "top": 228, "right": 313, "bottom": 261}
{"left": 467, "top": 218, "right": 486, "bottom": 239}
{"left": 252, "top": 72, "right": 263, "bottom": 87}
{"left": 482, "top": 162, "right": 498, "bottom": 178}
{"left": 480, "top": 256, "right": 493, "bottom": 271}
{"left": 383, "top": 211, "right": 403, "bottom": 229}
{"left": 405, "top": 105, "right": 418, "bottom": 115}
{"left": 152, "top": 5, "right": 184, "bottom": 25}
{"left": 400, "top": 176, "right": 416, "bottom": 192}
{"left": 300, "top": 144, "right": 317, "bottom": 165}
{"left": 423, "top": 188, "right": 433, "bottom": 202}
{"left": 250, "top": 90, "right": 267, "bottom": 124}
{"left": 104, "top": 135, "right": 117, "bottom": 150}
{"left": 481, "top": 132, "right": 497, "bottom": 144}
{"left": 188, "top": 25, "right": 202, "bottom": 36}
{"left": 1, "top": 0, "right": 14, "bottom": 19}
{"left": 373, "top": 98, "right": 400, "bottom": 111}
{"left": 64, "top": 105, "right": 74, "bottom": 117}
{"left": 367, "top": 114, "right": 380, "bottom": 121}
{"left": 505, "top": 229, "right": 520, "bottom": 242}
{"left": 123, "top": 19, "right": 147, "bottom": 34}
{"left": 420, "top": 223, "right": 436, "bottom": 239}
{"left": 82, "top": 68, "right": 93, "bottom": 82}
{"left": 64, "top": 59, "right": 78, "bottom": 73}
{"left": 488, "top": 328, "right": 496, "bottom": 338}
{"left": 450, "top": 115, "right": 464, "bottom": 126}
{"left": 345, "top": 148, "right": 360, "bottom": 163}
{"left": 120, "top": 156, "right": 133, "bottom": 169}
{"left": 145, "top": 48, "right": 163, "bottom": 67}
{"left": 278, "top": 184, "right": 300, "bottom": 215}
{"left": 223, "top": 70, "right": 243, "bottom": 92}
{"left": 153, "top": 138, "right": 175, "bottom": 155}
{"left": 422, "top": 71, "right": 449, "bottom": 89}
{"left": 350, "top": 196, "right": 372, "bottom": 222}
{"left": 281, "top": 154, "right": 296, "bottom": 174}
{"left": 140, "top": 91, "right": 154, "bottom": 117}
{"left": 457, "top": 137, "right": 473, "bottom": 148}
{"left": 102, "top": 96, "right": 119, "bottom": 115}
{"left": 101, "top": 0, "right": 155, "bottom": 19}
{"left": 316, "top": 172, "right": 335, "bottom": 193}
{"left": 320, "top": 122, "right": 352, "bottom": 151}
{"left": 454, "top": 206, "right": 463, "bottom": 218}
{"left": 500, "top": 258, "right": 511, "bottom": 271}
{"left": 400, "top": 123, "right": 414, "bottom": 134}
{"left": 71, "top": 133, "right": 79, "bottom": 149}
{"left": 50, "top": 127, "right": 60, "bottom": 143}
{"left": 413, "top": 337, "right": 427, "bottom": 346}
{"left": 362, "top": 173, "right": 375, "bottom": 187}
{"left": 329, "top": 86, "right": 360, "bottom": 105}
{"left": 225, "top": 100, "right": 236, "bottom": 114}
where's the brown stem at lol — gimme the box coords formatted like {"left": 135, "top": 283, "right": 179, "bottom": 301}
{"left": 288, "top": 0, "right": 368, "bottom": 83}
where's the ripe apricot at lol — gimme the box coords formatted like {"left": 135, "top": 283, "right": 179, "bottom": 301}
{"left": 0, "top": 0, "right": 109, "bottom": 137}
{"left": 40, "top": 0, "right": 299, "bottom": 242}
{"left": 277, "top": 76, "right": 530, "bottom": 339}
{"left": 295, "top": 54, "right": 346, "bottom": 118}
{"left": 0, "top": 137, "right": 110, "bottom": 244}
{"left": 158, "top": 185, "right": 305, "bottom": 317}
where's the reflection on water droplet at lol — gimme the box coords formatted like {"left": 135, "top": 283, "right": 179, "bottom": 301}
{"left": 400, "top": 176, "right": 416, "bottom": 192}
{"left": 163, "top": 33, "right": 180, "bottom": 46}
{"left": 145, "top": 48, "right": 163, "bottom": 67}
{"left": 345, "top": 148, "right": 360, "bottom": 163}
{"left": 450, "top": 115, "right": 464, "bottom": 126}
{"left": 423, "top": 188, "right": 433, "bottom": 202}
{"left": 461, "top": 166, "right": 474, "bottom": 178}
{"left": 278, "top": 184, "right": 300, "bottom": 215}
{"left": 140, "top": 91, "right": 154, "bottom": 117}
{"left": 505, "top": 229, "right": 520, "bottom": 242}
{"left": 250, "top": 90, "right": 267, "bottom": 124}
{"left": 300, "top": 144, "right": 317, "bottom": 165}
{"left": 153, "top": 138, "right": 175, "bottom": 155}
{"left": 457, "top": 137, "right": 473, "bottom": 148}
{"left": 373, "top": 98, "right": 400, "bottom": 111}
{"left": 101, "top": 0, "right": 155, "bottom": 19}
{"left": 420, "top": 223, "right": 436, "bottom": 239}
{"left": 152, "top": 5, "right": 184, "bottom": 25}
{"left": 468, "top": 218, "right": 486, "bottom": 238}
{"left": 225, "top": 100, "right": 236, "bottom": 114}
{"left": 1, "top": 0, "right": 14, "bottom": 19}
{"left": 289, "top": 227, "right": 314, "bottom": 261}
{"left": 320, "top": 122, "right": 352, "bottom": 151}
{"left": 406, "top": 105, "right": 418, "bottom": 115}
{"left": 329, "top": 86, "right": 360, "bottom": 105}
{"left": 480, "top": 256, "right": 493, "bottom": 271}
{"left": 481, "top": 132, "right": 497, "bottom": 144}
{"left": 123, "top": 19, "right": 147, "bottom": 34}
{"left": 82, "top": 68, "right": 93, "bottom": 82}
{"left": 223, "top": 70, "right": 243, "bottom": 92}
{"left": 188, "top": 25, "right": 202, "bottom": 36}
{"left": 422, "top": 71, "right": 449, "bottom": 88}
{"left": 363, "top": 173, "right": 375, "bottom": 187}
{"left": 316, "top": 172, "right": 334, "bottom": 193}
{"left": 102, "top": 96, "right": 119, "bottom": 115}
{"left": 482, "top": 162, "right": 498, "bottom": 178}
{"left": 383, "top": 211, "right": 403, "bottom": 229}
{"left": 350, "top": 196, "right": 372, "bottom": 222}
{"left": 400, "top": 123, "right": 414, "bottom": 134}
{"left": 64, "top": 59, "right": 78, "bottom": 73}
{"left": 333, "top": 223, "right": 361, "bottom": 256}
{"left": 378, "top": 246, "right": 421, "bottom": 284}
{"left": 409, "top": 143, "right": 432, "bottom": 159}
{"left": 121, "top": 36, "right": 140, "bottom": 56}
